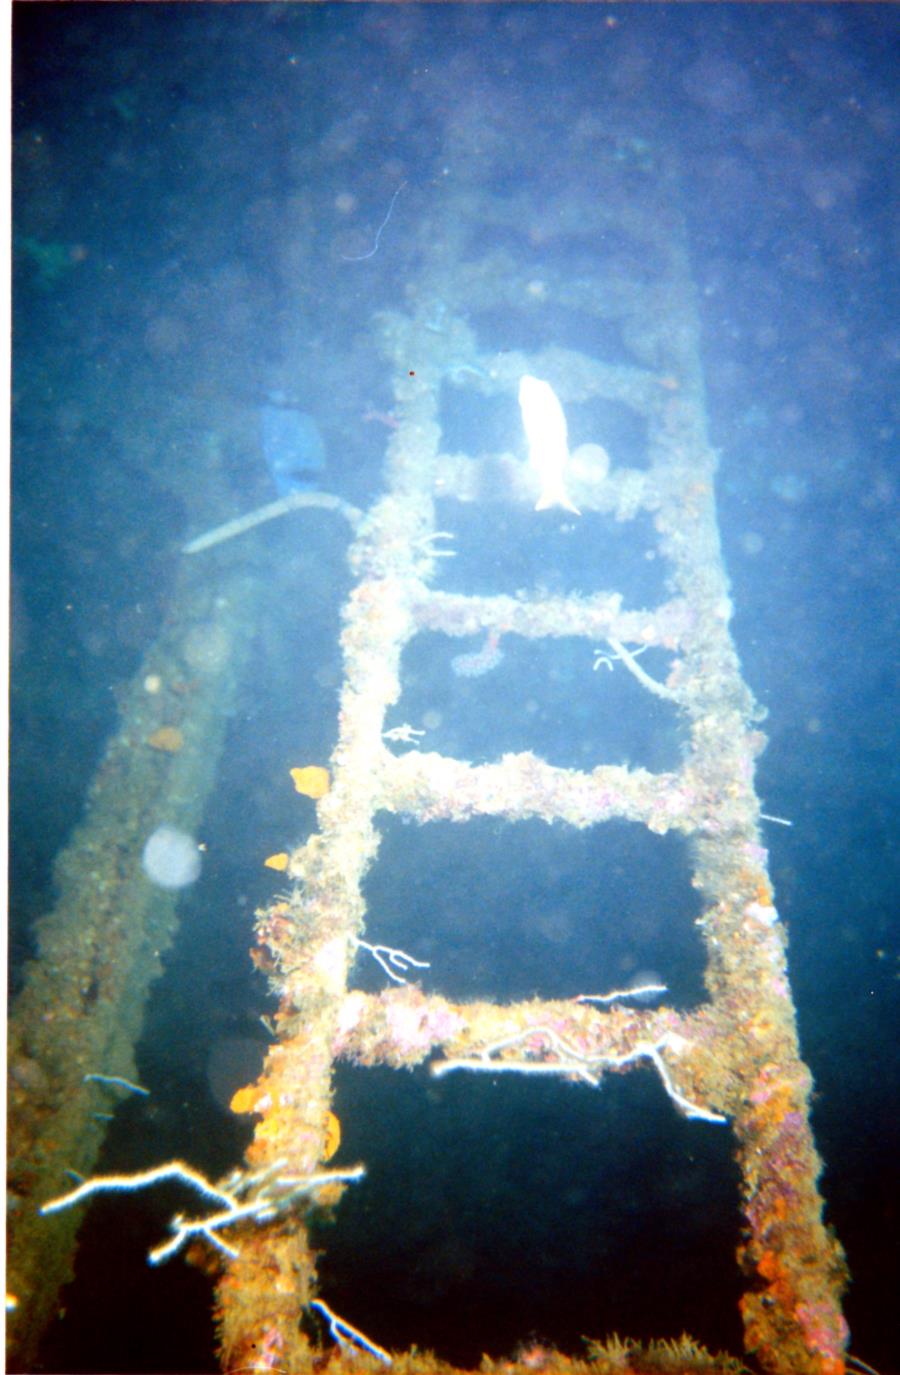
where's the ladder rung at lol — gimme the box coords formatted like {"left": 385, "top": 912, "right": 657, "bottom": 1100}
{"left": 413, "top": 588, "right": 691, "bottom": 648}
{"left": 379, "top": 751, "right": 695, "bottom": 835}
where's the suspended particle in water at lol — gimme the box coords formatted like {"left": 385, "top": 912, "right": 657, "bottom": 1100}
{"left": 141, "top": 824, "right": 202, "bottom": 890}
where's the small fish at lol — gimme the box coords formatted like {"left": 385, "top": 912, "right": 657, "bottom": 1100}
{"left": 518, "top": 375, "right": 581, "bottom": 516}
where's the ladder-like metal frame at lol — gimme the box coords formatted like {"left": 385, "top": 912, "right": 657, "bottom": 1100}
{"left": 214, "top": 183, "right": 848, "bottom": 1375}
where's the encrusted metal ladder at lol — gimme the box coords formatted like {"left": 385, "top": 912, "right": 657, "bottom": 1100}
{"left": 214, "top": 156, "right": 848, "bottom": 1375}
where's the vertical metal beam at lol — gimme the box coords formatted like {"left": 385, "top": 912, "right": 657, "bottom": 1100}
{"left": 215, "top": 352, "right": 447, "bottom": 1374}
{"left": 648, "top": 248, "right": 850, "bottom": 1374}
{"left": 8, "top": 563, "right": 262, "bottom": 1369}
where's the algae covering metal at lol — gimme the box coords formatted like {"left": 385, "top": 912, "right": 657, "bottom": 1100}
{"left": 20, "top": 135, "right": 849, "bottom": 1375}
{"left": 213, "top": 151, "right": 848, "bottom": 1375}
{"left": 7, "top": 562, "right": 261, "bottom": 1369}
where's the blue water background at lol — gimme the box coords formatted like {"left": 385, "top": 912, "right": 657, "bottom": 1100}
{"left": 11, "top": 6, "right": 898, "bottom": 1372}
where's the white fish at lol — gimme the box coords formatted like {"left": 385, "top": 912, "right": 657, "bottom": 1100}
{"left": 518, "top": 375, "right": 581, "bottom": 515}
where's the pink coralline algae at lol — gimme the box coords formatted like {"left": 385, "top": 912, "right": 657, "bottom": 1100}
{"left": 335, "top": 991, "right": 367, "bottom": 1043}
{"left": 771, "top": 1111, "right": 808, "bottom": 1166}
{"left": 451, "top": 631, "right": 504, "bottom": 678}
{"left": 749, "top": 1064, "right": 786, "bottom": 1106}
{"left": 746, "top": 1179, "right": 798, "bottom": 1239}
{"left": 255, "top": 1325, "right": 285, "bottom": 1371}
{"left": 384, "top": 996, "right": 464, "bottom": 1057}
{"left": 794, "top": 1299, "right": 849, "bottom": 1362}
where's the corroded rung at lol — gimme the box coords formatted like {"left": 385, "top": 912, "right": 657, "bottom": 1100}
{"left": 451, "top": 344, "right": 667, "bottom": 413}
{"left": 432, "top": 450, "right": 654, "bottom": 519}
{"left": 335, "top": 988, "right": 726, "bottom": 1125}
{"left": 412, "top": 588, "right": 692, "bottom": 648}
{"left": 378, "top": 751, "right": 697, "bottom": 837}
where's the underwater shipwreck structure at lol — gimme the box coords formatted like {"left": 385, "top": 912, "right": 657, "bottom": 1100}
{"left": 9, "top": 130, "right": 849, "bottom": 1375}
